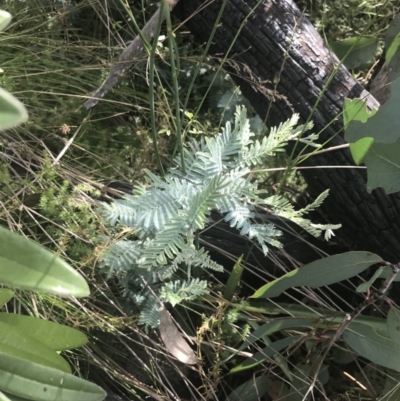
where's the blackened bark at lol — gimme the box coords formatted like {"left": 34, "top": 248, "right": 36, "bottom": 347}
{"left": 174, "top": 0, "right": 400, "bottom": 262}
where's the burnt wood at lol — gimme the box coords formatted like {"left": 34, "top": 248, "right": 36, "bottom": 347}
{"left": 173, "top": 0, "right": 400, "bottom": 262}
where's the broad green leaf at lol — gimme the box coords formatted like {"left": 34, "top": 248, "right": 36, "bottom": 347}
{"left": 388, "top": 307, "right": 400, "bottom": 343}
{"left": 356, "top": 266, "right": 384, "bottom": 293}
{"left": 0, "top": 392, "right": 36, "bottom": 401}
{"left": 225, "top": 376, "right": 268, "bottom": 401}
{"left": 345, "top": 79, "right": 400, "bottom": 145}
{"left": 386, "top": 14, "right": 400, "bottom": 51}
{"left": 0, "top": 88, "right": 28, "bottom": 131}
{"left": 385, "top": 14, "right": 400, "bottom": 83}
{"left": 230, "top": 335, "right": 301, "bottom": 373}
{"left": 0, "top": 11, "right": 11, "bottom": 32}
{"left": 330, "top": 36, "right": 378, "bottom": 70}
{"left": 0, "top": 352, "right": 106, "bottom": 401}
{"left": 344, "top": 322, "right": 400, "bottom": 373}
{"left": 373, "top": 266, "right": 400, "bottom": 282}
{"left": 251, "top": 252, "right": 381, "bottom": 299}
{"left": 343, "top": 98, "right": 377, "bottom": 129}
{"left": 0, "top": 225, "right": 89, "bottom": 297}
{"left": 0, "top": 289, "right": 14, "bottom": 307}
{"left": 386, "top": 33, "right": 400, "bottom": 65}
{"left": 363, "top": 139, "right": 400, "bottom": 194}
{"left": 388, "top": 43, "right": 400, "bottom": 83}
{"left": 2, "top": 394, "right": 52, "bottom": 401}
{"left": 349, "top": 137, "right": 374, "bottom": 164}
{"left": 0, "top": 321, "right": 70, "bottom": 373}
{"left": 330, "top": 347, "right": 355, "bottom": 364}
{"left": 0, "top": 313, "right": 87, "bottom": 351}
{"left": 239, "top": 318, "right": 312, "bottom": 351}
{"left": 251, "top": 302, "right": 389, "bottom": 336}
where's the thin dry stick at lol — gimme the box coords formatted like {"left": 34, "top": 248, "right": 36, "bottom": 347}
{"left": 84, "top": 0, "right": 179, "bottom": 109}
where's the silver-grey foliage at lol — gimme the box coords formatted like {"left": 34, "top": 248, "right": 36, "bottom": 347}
{"left": 100, "top": 106, "right": 334, "bottom": 327}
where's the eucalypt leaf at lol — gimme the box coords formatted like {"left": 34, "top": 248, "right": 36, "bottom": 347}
{"left": 356, "top": 264, "right": 400, "bottom": 293}
{"left": 251, "top": 251, "right": 381, "bottom": 299}
{"left": 343, "top": 322, "right": 400, "bottom": 373}
{"left": 0, "top": 352, "right": 106, "bottom": 401}
{"left": 0, "top": 225, "right": 89, "bottom": 297}
{"left": 0, "top": 313, "right": 88, "bottom": 351}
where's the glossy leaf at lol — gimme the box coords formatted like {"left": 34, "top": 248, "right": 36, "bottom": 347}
{"left": 225, "top": 376, "right": 268, "bottom": 401}
{"left": 0, "top": 313, "right": 87, "bottom": 351}
{"left": 343, "top": 322, "right": 400, "bottom": 373}
{"left": 0, "top": 88, "right": 28, "bottom": 131}
{"left": 0, "top": 352, "right": 106, "bottom": 401}
{"left": 0, "top": 11, "right": 11, "bottom": 32}
{"left": 330, "top": 36, "right": 378, "bottom": 69}
{"left": 0, "top": 226, "right": 89, "bottom": 297}
{"left": 0, "top": 321, "right": 70, "bottom": 373}
{"left": 0, "top": 290, "right": 14, "bottom": 307}
{"left": 251, "top": 251, "right": 381, "bottom": 299}
{"left": 231, "top": 335, "right": 301, "bottom": 373}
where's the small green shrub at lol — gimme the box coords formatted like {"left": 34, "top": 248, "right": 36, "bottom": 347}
{"left": 99, "top": 106, "right": 337, "bottom": 327}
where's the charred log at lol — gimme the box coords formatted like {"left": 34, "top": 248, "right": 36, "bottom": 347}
{"left": 173, "top": 0, "right": 400, "bottom": 262}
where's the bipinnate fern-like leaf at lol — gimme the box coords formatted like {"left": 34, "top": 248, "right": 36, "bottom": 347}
{"left": 100, "top": 240, "right": 142, "bottom": 277}
{"left": 161, "top": 279, "right": 209, "bottom": 307}
{"left": 264, "top": 189, "right": 340, "bottom": 239}
{"left": 99, "top": 106, "right": 335, "bottom": 327}
{"left": 140, "top": 217, "right": 188, "bottom": 268}
{"left": 138, "top": 293, "right": 162, "bottom": 327}
{"left": 102, "top": 200, "right": 137, "bottom": 227}
{"left": 158, "top": 245, "right": 223, "bottom": 280}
